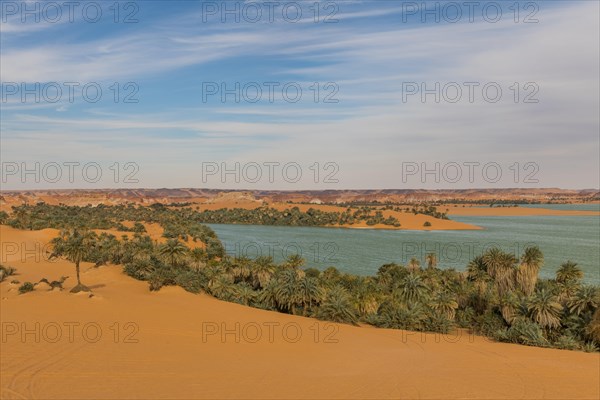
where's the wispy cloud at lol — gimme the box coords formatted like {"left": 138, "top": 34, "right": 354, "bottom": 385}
{"left": 1, "top": 0, "right": 598, "bottom": 189}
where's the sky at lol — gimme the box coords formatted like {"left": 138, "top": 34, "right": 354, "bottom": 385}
{"left": 1, "top": 0, "right": 599, "bottom": 190}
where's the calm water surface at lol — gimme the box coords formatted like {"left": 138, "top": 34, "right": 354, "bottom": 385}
{"left": 208, "top": 210, "right": 600, "bottom": 284}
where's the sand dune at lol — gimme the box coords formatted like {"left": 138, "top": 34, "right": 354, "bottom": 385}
{"left": 1, "top": 226, "right": 598, "bottom": 399}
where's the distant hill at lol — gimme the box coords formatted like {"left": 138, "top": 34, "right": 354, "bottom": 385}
{"left": 0, "top": 188, "right": 598, "bottom": 208}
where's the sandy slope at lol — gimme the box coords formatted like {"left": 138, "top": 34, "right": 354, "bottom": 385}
{"left": 1, "top": 226, "right": 599, "bottom": 399}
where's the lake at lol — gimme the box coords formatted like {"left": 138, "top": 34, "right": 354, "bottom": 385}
{"left": 208, "top": 213, "right": 600, "bottom": 284}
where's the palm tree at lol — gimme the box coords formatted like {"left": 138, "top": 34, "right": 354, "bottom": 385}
{"left": 425, "top": 253, "right": 438, "bottom": 269}
{"left": 556, "top": 261, "right": 583, "bottom": 285}
{"left": 483, "top": 248, "right": 517, "bottom": 297}
{"left": 528, "top": 288, "right": 562, "bottom": 330}
{"left": 274, "top": 269, "right": 301, "bottom": 314}
{"left": 516, "top": 246, "right": 544, "bottom": 296}
{"left": 158, "top": 239, "right": 188, "bottom": 267}
{"left": 467, "top": 255, "right": 491, "bottom": 296}
{"left": 189, "top": 248, "right": 206, "bottom": 270}
{"left": 557, "top": 278, "right": 581, "bottom": 303}
{"left": 354, "top": 279, "right": 381, "bottom": 317}
{"left": 234, "top": 284, "right": 256, "bottom": 306}
{"left": 499, "top": 291, "right": 522, "bottom": 325}
{"left": 297, "top": 276, "right": 323, "bottom": 316}
{"left": 51, "top": 229, "right": 97, "bottom": 293}
{"left": 397, "top": 273, "right": 429, "bottom": 303}
{"left": 587, "top": 308, "right": 600, "bottom": 342}
{"left": 285, "top": 254, "right": 305, "bottom": 269}
{"left": 251, "top": 256, "right": 275, "bottom": 289}
{"left": 232, "top": 257, "right": 252, "bottom": 282}
{"left": 432, "top": 291, "right": 458, "bottom": 320}
{"left": 256, "top": 279, "right": 278, "bottom": 310}
{"left": 317, "top": 286, "right": 358, "bottom": 325}
{"left": 568, "top": 286, "right": 600, "bottom": 316}
{"left": 407, "top": 257, "right": 421, "bottom": 272}
{"left": 208, "top": 274, "right": 234, "bottom": 300}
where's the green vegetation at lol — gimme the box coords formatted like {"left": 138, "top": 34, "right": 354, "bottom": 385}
{"left": 3, "top": 203, "right": 599, "bottom": 352}
{"left": 18, "top": 282, "right": 35, "bottom": 294}
{"left": 51, "top": 229, "right": 97, "bottom": 293}
{"left": 0, "top": 265, "right": 17, "bottom": 282}
{"left": 193, "top": 206, "right": 402, "bottom": 227}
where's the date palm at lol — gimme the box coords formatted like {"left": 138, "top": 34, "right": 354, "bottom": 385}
{"left": 274, "top": 269, "right": 301, "bottom": 314}
{"left": 51, "top": 229, "right": 97, "bottom": 293}
{"left": 499, "top": 291, "right": 522, "bottom": 325}
{"left": 285, "top": 254, "right": 305, "bottom": 269}
{"left": 256, "top": 279, "right": 278, "bottom": 310}
{"left": 432, "top": 291, "right": 458, "bottom": 320}
{"left": 556, "top": 261, "right": 583, "bottom": 285}
{"left": 483, "top": 248, "right": 517, "bottom": 297}
{"left": 355, "top": 280, "right": 381, "bottom": 316}
{"left": 587, "top": 308, "right": 600, "bottom": 342}
{"left": 234, "top": 284, "right": 256, "bottom": 306}
{"left": 516, "top": 246, "right": 544, "bottom": 296}
{"left": 251, "top": 256, "right": 276, "bottom": 289}
{"left": 189, "top": 248, "right": 207, "bottom": 270}
{"left": 158, "top": 239, "right": 188, "bottom": 267}
{"left": 208, "top": 274, "right": 234, "bottom": 300}
{"left": 568, "top": 286, "right": 600, "bottom": 316}
{"left": 467, "top": 255, "right": 491, "bottom": 296}
{"left": 297, "top": 276, "right": 323, "bottom": 316}
{"left": 528, "top": 288, "right": 562, "bottom": 330}
{"left": 397, "top": 273, "right": 429, "bottom": 303}
{"left": 317, "top": 286, "right": 358, "bottom": 325}
{"left": 407, "top": 257, "right": 421, "bottom": 272}
{"left": 425, "top": 253, "right": 438, "bottom": 270}
{"left": 232, "top": 257, "right": 252, "bottom": 281}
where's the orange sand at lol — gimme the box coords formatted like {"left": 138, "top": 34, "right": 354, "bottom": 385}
{"left": 445, "top": 205, "right": 600, "bottom": 217}
{"left": 1, "top": 225, "right": 598, "bottom": 399}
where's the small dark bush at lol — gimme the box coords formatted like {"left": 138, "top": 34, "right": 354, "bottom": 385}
{"left": 19, "top": 282, "right": 35, "bottom": 294}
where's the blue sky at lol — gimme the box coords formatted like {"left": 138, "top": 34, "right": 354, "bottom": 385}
{"left": 1, "top": 0, "right": 598, "bottom": 190}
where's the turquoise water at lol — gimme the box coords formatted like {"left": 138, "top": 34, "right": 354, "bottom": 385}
{"left": 208, "top": 214, "right": 600, "bottom": 284}
{"left": 520, "top": 203, "right": 600, "bottom": 211}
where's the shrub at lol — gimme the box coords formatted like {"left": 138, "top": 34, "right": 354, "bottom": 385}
{"left": 304, "top": 268, "right": 321, "bottom": 278}
{"left": 424, "top": 313, "right": 454, "bottom": 334}
{"left": 174, "top": 270, "right": 205, "bottom": 294}
{"left": 0, "top": 265, "right": 17, "bottom": 282}
{"left": 554, "top": 335, "right": 581, "bottom": 351}
{"left": 475, "top": 310, "right": 507, "bottom": 337}
{"left": 455, "top": 307, "right": 477, "bottom": 328}
{"left": 503, "top": 318, "right": 549, "bottom": 347}
{"left": 423, "top": 221, "right": 432, "bottom": 227}
{"left": 582, "top": 342, "right": 599, "bottom": 353}
{"left": 19, "top": 282, "right": 35, "bottom": 294}
{"left": 124, "top": 259, "right": 157, "bottom": 281}
{"left": 147, "top": 264, "right": 178, "bottom": 291}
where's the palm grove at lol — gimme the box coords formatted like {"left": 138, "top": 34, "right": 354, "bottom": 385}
{"left": 3, "top": 203, "right": 599, "bottom": 352}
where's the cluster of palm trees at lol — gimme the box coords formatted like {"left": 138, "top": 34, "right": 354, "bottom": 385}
{"left": 193, "top": 205, "right": 402, "bottom": 227}
{"left": 465, "top": 249, "right": 599, "bottom": 350}
{"left": 115, "top": 234, "right": 599, "bottom": 352}
{"left": 4, "top": 203, "right": 599, "bottom": 352}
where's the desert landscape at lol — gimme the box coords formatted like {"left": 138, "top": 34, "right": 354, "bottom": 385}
{"left": 1, "top": 224, "right": 599, "bottom": 400}
{"left": 2, "top": 1, "right": 599, "bottom": 399}
{"left": 1, "top": 192, "right": 599, "bottom": 399}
